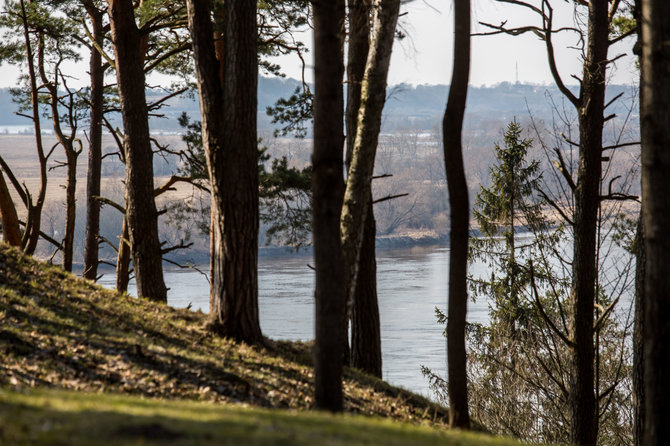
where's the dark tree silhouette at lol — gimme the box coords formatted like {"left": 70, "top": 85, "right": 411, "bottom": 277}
{"left": 640, "top": 0, "right": 670, "bottom": 443}
{"left": 312, "top": 0, "right": 347, "bottom": 412}
{"left": 442, "top": 0, "right": 471, "bottom": 429}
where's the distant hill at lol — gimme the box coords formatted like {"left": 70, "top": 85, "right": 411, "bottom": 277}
{"left": 0, "top": 78, "right": 638, "bottom": 134}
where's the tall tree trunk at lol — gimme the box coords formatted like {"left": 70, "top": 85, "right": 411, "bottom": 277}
{"left": 351, "top": 203, "right": 382, "bottom": 377}
{"left": 442, "top": 0, "right": 470, "bottom": 429}
{"left": 186, "top": 0, "right": 262, "bottom": 344}
{"left": 632, "top": 5, "right": 644, "bottom": 445}
{"left": 312, "top": 0, "right": 347, "bottom": 412}
{"left": 19, "top": 0, "right": 47, "bottom": 255}
{"left": 83, "top": 3, "right": 105, "bottom": 281}
{"left": 185, "top": 0, "right": 225, "bottom": 317}
{"left": 633, "top": 213, "right": 646, "bottom": 446}
{"left": 340, "top": 0, "right": 400, "bottom": 351}
{"left": 216, "top": 0, "right": 262, "bottom": 343}
{"left": 62, "top": 149, "right": 77, "bottom": 271}
{"left": 0, "top": 170, "right": 21, "bottom": 246}
{"left": 116, "top": 214, "right": 131, "bottom": 292}
{"left": 345, "top": 0, "right": 381, "bottom": 378}
{"left": 641, "top": 0, "right": 670, "bottom": 443}
{"left": 568, "top": 2, "right": 608, "bottom": 444}
{"left": 108, "top": 0, "right": 167, "bottom": 303}
{"left": 345, "top": 0, "right": 370, "bottom": 167}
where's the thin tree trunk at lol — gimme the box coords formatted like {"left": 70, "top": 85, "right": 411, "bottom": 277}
{"left": 442, "top": 0, "right": 470, "bottom": 429}
{"left": 108, "top": 0, "right": 167, "bottom": 303}
{"left": 19, "top": 0, "right": 47, "bottom": 255}
{"left": 345, "top": 0, "right": 381, "bottom": 377}
{"left": 351, "top": 201, "right": 382, "bottom": 377}
{"left": 185, "top": 0, "right": 225, "bottom": 316}
{"left": 312, "top": 0, "right": 347, "bottom": 412}
{"left": 641, "top": 0, "right": 670, "bottom": 443}
{"left": 568, "top": 2, "right": 608, "bottom": 444}
{"left": 340, "top": 0, "right": 400, "bottom": 320}
{"left": 345, "top": 0, "right": 370, "bottom": 168}
{"left": 115, "top": 214, "right": 130, "bottom": 292}
{"left": 633, "top": 213, "right": 646, "bottom": 446}
{"left": 83, "top": 3, "right": 105, "bottom": 281}
{"left": 0, "top": 170, "right": 21, "bottom": 246}
{"left": 62, "top": 150, "right": 77, "bottom": 271}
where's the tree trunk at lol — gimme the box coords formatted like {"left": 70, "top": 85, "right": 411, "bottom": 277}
{"left": 0, "top": 169, "right": 21, "bottom": 246}
{"left": 18, "top": 0, "right": 47, "bottom": 255}
{"left": 641, "top": 0, "right": 670, "bottom": 443}
{"left": 633, "top": 214, "right": 646, "bottom": 446}
{"left": 62, "top": 149, "right": 77, "bottom": 271}
{"left": 345, "top": 0, "right": 370, "bottom": 168}
{"left": 345, "top": 0, "right": 381, "bottom": 378}
{"left": 115, "top": 214, "right": 131, "bottom": 293}
{"left": 568, "top": 2, "right": 608, "bottom": 444}
{"left": 83, "top": 3, "right": 105, "bottom": 281}
{"left": 108, "top": 0, "right": 167, "bottom": 303}
{"left": 186, "top": 0, "right": 262, "bottom": 344}
{"left": 216, "top": 0, "right": 262, "bottom": 343}
{"left": 185, "top": 0, "right": 225, "bottom": 315}
{"left": 442, "top": 0, "right": 470, "bottom": 429}
{"left": 340, "top": 0, "right": 400, "bottom": 330}
{"left": 312, "top": 0, "right": 347, "bottom": 412}
{"left": 350, "top": 200, "right": 382, "bottom": 377}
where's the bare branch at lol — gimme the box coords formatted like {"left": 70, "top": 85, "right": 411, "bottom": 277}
{"left": 373, "top": 192, "right": 409, "bottom": 204}
{"left": 553, "top": 148, "right": 576, "bottom": 191}
{"left": 529, "top": 262, "right": 574, "bottom": 348}
{"left": 538, "top": 189, "right": 574, "bottom": 226}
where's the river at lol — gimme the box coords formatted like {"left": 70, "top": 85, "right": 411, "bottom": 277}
{"left": 99, "top": 245, "right": 491, "bottom": 399}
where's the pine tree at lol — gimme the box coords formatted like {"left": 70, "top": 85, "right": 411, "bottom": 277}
{"left": 471, "top": 118, "right": 543, "bottom": 336}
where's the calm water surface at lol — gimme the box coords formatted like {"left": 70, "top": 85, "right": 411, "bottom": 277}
{"left": 99, "top": 245, "right": 490, "bottom": 399}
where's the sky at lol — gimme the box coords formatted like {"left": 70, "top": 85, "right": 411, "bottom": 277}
{"left": 272, "top": 0, "right": 638, "bottom": 87}
{"left": 0, "top": 0, "right": 639, "bottom": 89}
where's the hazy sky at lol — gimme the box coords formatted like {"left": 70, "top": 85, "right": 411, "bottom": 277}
{"left": 0, "top": 0, "right": 639, "bottom": 89}
{"left": 271, "top": 0, "right": 638, "bottom": 87}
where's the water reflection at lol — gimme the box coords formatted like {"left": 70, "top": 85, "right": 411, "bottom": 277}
{"left": 99, "top": 245, "right": 490, "bottom": 399}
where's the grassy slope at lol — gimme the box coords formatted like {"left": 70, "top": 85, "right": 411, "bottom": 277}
{"left": 0, "top": 244, "right": 526, "bottom": 445}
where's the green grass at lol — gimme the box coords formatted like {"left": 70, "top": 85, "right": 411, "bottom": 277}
{"left": 0, "top": 244, "right": 536, "bottom": 445}
{"left": 0, "top": 388, "right": 524, "bottom": 445}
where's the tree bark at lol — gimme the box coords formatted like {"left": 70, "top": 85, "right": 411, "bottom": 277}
{"left": 83, "top": 3, "right": 105, "bottom": 281}
{"left": 216, "top": 0, "right": 262, "bottom": 343}
{"left": 0, "top": 169, "right": 21, "bottom": 246}
{"left": 633, "top": 213, "right": 646, "bottom": 446}
{"left": 350, "top": 203, "right": 382, "bottom": 377}
{"left": 568, "top": 2, "right": 608, "bottom": 444}
{"left": 186, "top": 0, "right": 262, "bottom": 344}
{"left": 442, "top": 0, "right": 470, "bottom": 429}
{"left": 18, "top": 0, "right": 47, "bottom": 255}
{"left": 641, "top": 0, "right": 670, "bottom": 443}
{"left": 632, "top": 6, "right": 644, "bottom": 444}
{"left": 345, "top": 0, "right": 381, "bottom": 378}
{"left": 340, "top": 0, "right": 400, "bottom": 338}
{"left": 185, "top": 0, "right": 225, "bottom": 314}
{"left": 108, "top": 0, "right": 167, "bottom": 303}
{"left": 62, "top": 149, "right": 77, "bottom": 272}
{"left": 116, "top": 214, "right": 131, "bottom": 292}
{"left": 312, "top": 0, "right": 347, "bottom": 412}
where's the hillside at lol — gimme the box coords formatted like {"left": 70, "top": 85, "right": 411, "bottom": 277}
{"left": 0, "top": 243, "right": 535, "bottom": 444}
{"left": 0, "top": 243, "right": 441, "bottom": 418}
{"left": 0, "top": 79, "right": 637, "bottom": 133}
